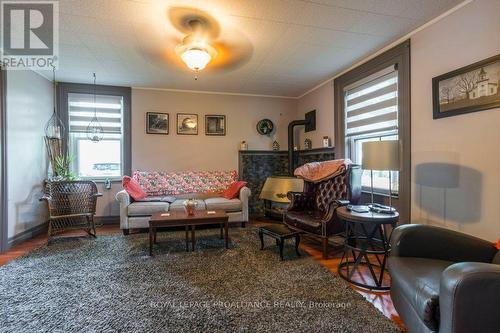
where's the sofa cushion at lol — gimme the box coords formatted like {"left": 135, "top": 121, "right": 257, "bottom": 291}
{"left": 122, "top": 176, "right": 147, "bottom": 200}
{"left": 128, "top": 201, "right": 169, "bottom": 216}
{"left": 284, "top": 211, "right": 323, "bottom": 234}
{"left": 135, "top": 196, "right": 176, "bottom": 203}
{"left": 221, "top": 181, "right": 247, "bottom": 199}
{"left": 169, "top": 199, "right": 206, "bottom": 212}
{"left": 205, "top": 197, "right": 242, "bottom": 212}
{"left": 389, "top": 256, "right": 455, "bottom": 331}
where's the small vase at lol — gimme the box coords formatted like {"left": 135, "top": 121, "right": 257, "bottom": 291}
{"left": 183, "top": 199, "right": 198, "bottom": 216}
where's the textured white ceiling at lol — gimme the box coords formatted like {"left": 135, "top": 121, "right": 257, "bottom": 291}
{"left": 44, "top": 0, "right": 464, "bottom": 97}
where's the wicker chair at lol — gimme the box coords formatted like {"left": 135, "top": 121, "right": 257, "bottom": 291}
{"left": 41, "top": 181, "right": 102, "bottom": 243}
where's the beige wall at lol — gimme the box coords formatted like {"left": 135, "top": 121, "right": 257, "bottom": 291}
{"left": 131, "top": 89, "right": 297, "bottom": 171}
{"left": 6, "top": 71, "right": 52, "bottom": 238}
{"left": 411, "top": 0, "right": 500, "bottom": 241}
{"left": 295, "top": 80, "right": 335, "bottom": 149}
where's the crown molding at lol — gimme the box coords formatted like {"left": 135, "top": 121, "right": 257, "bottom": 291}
{"left": 132, "top": 86, "right": 298, "bottom": 99}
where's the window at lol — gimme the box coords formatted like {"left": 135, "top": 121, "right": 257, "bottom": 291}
{"left": 58, "top": 83, "right": 131, "bottom": 181}
{"left": 344, "top": 66, "right": 399, "bottom": 194}
{"left": 68, "top": 93, "right": 123, "bottom": 179}
{"left": 334, "top": 41, "right": 409, "bottom": 221}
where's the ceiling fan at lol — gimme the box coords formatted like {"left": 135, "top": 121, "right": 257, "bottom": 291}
{"left": 146, "top": 7, "right": 253, "bottom": 79}
{"left": 175, "top": 18, "right": 218, "bottom": 75}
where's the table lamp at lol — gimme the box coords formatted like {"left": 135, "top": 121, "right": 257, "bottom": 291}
{"left": 259, "top": 176, "right": 304, "bottom": 220}
{"left": 362, "top": 140, "right": 399, "bottom": 214}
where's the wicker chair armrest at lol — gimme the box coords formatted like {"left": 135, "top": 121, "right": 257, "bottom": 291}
{"left": 39, "top": 195, "right": 51, "bottom": 202}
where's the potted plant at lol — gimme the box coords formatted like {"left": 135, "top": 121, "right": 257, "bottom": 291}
{"left": 51, "top": 154, "right": 77, "bottom": 181}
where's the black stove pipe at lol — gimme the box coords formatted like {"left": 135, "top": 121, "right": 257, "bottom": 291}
{"left": 288, "top": 119, "right": 308, "bottom": 176}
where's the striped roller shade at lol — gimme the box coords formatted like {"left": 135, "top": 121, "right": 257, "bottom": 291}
{"left": 68, "top": 93, "right": 123, "bottom": 134}
{"left": 345, "top": 66, "right": 398, "bottom": 137}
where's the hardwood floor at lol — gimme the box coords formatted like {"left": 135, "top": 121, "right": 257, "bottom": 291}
{"left": 0, "top": 222, "right": 405, "bottom": 331}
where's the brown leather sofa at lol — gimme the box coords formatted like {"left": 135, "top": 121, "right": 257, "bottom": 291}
{"left": 389, "top": 224, "right": 500, "bottom": 333}
{"left": 284, "top": 164, "right": 362, "bottom": 258}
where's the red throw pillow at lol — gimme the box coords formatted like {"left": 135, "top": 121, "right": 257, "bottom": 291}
{"left": 122, "top": 176, "right": 147, "bottom": 201}
{"left": 496, "top": 239, "right": 500, "bottom": 250}
{"left": 222, "top": 181, "right": 247, "bottom": 200}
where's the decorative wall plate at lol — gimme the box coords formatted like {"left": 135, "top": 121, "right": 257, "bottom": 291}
{"left": 256, "top": 119, "right": 274, "bottom": 135}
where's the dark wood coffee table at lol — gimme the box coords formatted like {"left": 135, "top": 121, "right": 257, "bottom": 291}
{"left": 149, "top": 210, "right": 229, "bottom": 256}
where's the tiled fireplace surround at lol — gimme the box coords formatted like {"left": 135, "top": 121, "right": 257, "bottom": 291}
{"left": 238, "top": 148, "right": 335, "bottom": 216}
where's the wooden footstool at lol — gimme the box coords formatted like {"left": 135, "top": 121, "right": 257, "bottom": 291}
{"left": 258, "top": 224, "right": 301, "bottom": 260}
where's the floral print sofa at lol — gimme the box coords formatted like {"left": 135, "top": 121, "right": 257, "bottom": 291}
{"left": 115, "top": 170, "right": 251, "bottom": 234}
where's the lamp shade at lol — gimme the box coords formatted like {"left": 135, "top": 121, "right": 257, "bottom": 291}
{"left": 362, "top": 140, "right": 400, "bottom": 171}
{"left": 259, "top": 176, "right": 304, "bottom": 203}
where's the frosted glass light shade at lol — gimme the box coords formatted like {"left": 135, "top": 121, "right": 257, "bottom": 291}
{"left": 362, "top": 140, "right": 400, "bottom": 171}
{"left": 181, "top": 48, "right": 211, "bottom": 71}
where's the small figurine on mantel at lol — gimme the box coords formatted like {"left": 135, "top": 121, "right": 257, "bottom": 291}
{"left": 240, "top": 141, "right": 248, "bottom": 150}
{"left": 304, "top": 138, "right": 312, "bottom": 150}
{"left": 323, "top": 136, "right": 331, "bottom": 148}
{"left": 272, "top": 140, "right": 280, "bottom": 151}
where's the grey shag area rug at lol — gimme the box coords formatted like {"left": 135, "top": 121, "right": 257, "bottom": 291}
{"left": 0, "top": 228, "right": 400, "bottom": 333}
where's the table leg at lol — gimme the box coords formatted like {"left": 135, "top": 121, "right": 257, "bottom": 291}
{"left": 191, "top": 225, "right": 195, "bottom": 251}
{"left": 153, "top": 227, "right": 157, "bottom": 244}
{"left": 295, "top": 234, "right": 301, "bottom": 256}
{"left": 185, "top": 225, "right": 189, "bottom": 252}
{"left": 259, "top": 230, "right": 264, "bottom": 250}
{"left": 278, "top": 238, "right": 284, "bottom": 261}
{"left": 149, "top": 226, "right": 153, "bottom": 256}
{"left": 225, "top": 220, "right": 229, "bottom": 249}
{"left": 220, "top": 223, "right": 223, "bottom": 239}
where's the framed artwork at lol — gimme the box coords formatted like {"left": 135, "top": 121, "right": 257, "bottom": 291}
{"left": 177, "top": 113, "right": 198, "bottom": 135}
{"left": 205, "top": 115, "right": 226, "bottom": 136}
{"left": 146, "top": 112, "right": 169, "bottom": 135}
{"left": 433, "top": 54, "right": 500, "bottom": 119}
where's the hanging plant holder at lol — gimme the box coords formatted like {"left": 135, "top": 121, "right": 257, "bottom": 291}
{"left": 86, "top": 116, "right": 103, "bottom": 142}
{"left": 44, "top": 66, "right": 65, "bottom": 179}
{"left": 86, "top": 72, "right": 104, "bottom": 143}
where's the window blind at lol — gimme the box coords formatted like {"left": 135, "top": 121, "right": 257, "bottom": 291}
{"left": 344, "top": 66, "right": 398, "bottom": 137}
{"left": 68, "top": 93, "right": 123, "bottom": 134}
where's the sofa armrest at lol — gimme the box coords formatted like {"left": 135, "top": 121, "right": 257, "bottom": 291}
{"left": 287, "top": 192, "right": 315, "bottom": 211}
{"left": 116, "top": 190, "right": 131, "bottom": 207}
{"left": 239, "top": 186, "right": 251, "bottom": 222}
{"left": 439, "top": 262, "right": 500, "bottom": 333}
{"left": 115, "top": 190, "right": 131, "bottom": 230}
{"left": 391, "top": 224, "right": 497, "bottom": 263}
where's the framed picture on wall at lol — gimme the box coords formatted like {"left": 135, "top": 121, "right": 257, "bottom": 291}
{"left": 432, "top": 54, "right": 500, "bottom": 119}
{"left": 146, "top": 112, "right": 169, "bottom": 135}
{"left": 177, "top": 113, "right": 198, "bottom": 135}
{"left": 205, "top": 115, "right": 226, "bottom": 136}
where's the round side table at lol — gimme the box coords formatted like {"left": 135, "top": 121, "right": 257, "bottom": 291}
{"left": 336, "top": 206, "right": 399, "bottom": 291}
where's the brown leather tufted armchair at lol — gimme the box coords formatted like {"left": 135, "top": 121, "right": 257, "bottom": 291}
{"left": 284, "top": 165, "right": 362, "bottom": 258}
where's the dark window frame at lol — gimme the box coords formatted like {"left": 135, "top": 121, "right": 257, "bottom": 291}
{"left": 334, "top": 40, "right": 411, "bottom": 224}
{"left": 57, "top": 82, "right": 132, "bottom": 180}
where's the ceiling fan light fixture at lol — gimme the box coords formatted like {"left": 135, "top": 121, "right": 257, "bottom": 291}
{"left": 181, "top": 47, "right": 211, "bottom": 71}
